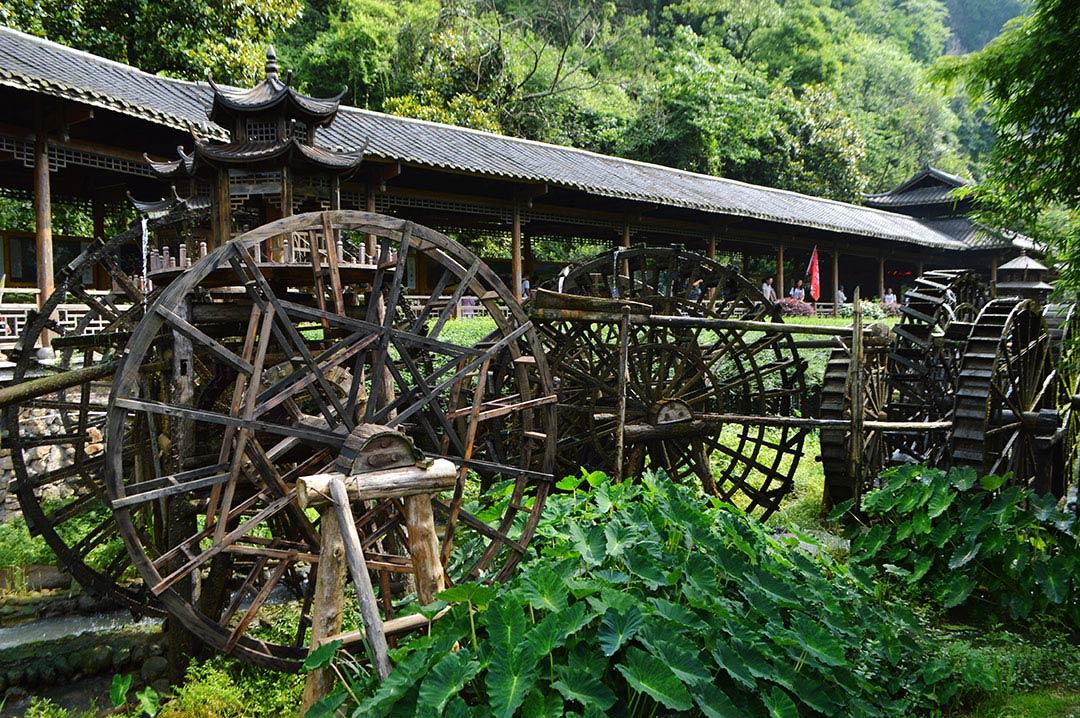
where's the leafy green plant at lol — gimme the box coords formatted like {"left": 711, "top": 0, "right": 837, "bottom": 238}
{"left": 846, "top": 465, "right": 1079, "bottom": 627}
{"left": 110, "top": 673, "right": 135, "bottom": 708}
{"left": 327, "top": 473, "right": 961, "bottom": 716}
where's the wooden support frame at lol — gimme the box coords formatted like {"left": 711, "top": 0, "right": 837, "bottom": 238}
{"left": 777, "top": 245, "right": 785, "bottom": 297}
{"left": 33, "top": 100, "right": 54, "bottom": 347}
{"left": 512, "top": 200, "right": 523, "bottom": 302}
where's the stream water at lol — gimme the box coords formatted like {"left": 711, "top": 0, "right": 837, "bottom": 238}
{"left": 0, "top": 610, "right": 159, "bottom": 651}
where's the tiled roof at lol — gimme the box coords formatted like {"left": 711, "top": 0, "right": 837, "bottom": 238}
{"left": 864, "top": 185, "right": 961, "bottom": 209}
{"left": 919, "top": 217, "right": 1035, "bottom": 252}
{"left": 0, "top": 27, "right": 977, "bottom": 251}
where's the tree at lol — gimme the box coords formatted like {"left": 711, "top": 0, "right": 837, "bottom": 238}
{"left": 936, "top": 0, "right": 1080, "bottom": 284}
{"left": 0, "top": 0, "right": 303, "bottom": 84}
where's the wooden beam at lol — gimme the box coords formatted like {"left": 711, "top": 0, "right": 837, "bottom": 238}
{"left": 777, "top": 244, "right": 785, "bottom": 297}
{"left": 878, "top": 256, "right": 886, "bottom": 299}
{"left": 512, "top": 200, "right": 523, "bottom": 302}
{"left": 33, "top": 103, "right": 54, "bottom": 348}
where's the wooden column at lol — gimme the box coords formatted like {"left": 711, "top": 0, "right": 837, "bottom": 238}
{"left": 916, "top": 260, "right": 924, "bottom": 277}
{"left": 212, "top": 169, "right": 231, "bottom": 250}
{"left": 366, "top": 185, "right": 377, "bottom": 259}
{"left": 511, "top": 200, "right": 523, "bottom": 302}
{"left": 878, "top": 257, "right": 886, "bottom": 300}
{"left": 831, "top": 249, "right": 840, "bottom": 317}
{"left": 621, "top": 219, "right": 631, "bottom": 248}
{"left": 706, "top": 234, "right": 717, "bottom": 261}
{"left": 301, "top": 503, "right": 347, "bottom": 711}
{"left": 33, "top": 119, "right": 54, "bottom": 348}
{"left": 990, "top": 256, "right": 998, "bottom": 288}
{"left": 776, "top": 245, "right": 785, "bottom": 297}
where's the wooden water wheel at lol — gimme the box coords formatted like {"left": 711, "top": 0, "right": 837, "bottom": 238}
{"left": 2, "top": 224, "right": 166, "bottom": 615}
{"left": 888, "top": 270, "right": 988, "bottom": 468}
{"left": 533, "top": 245, "right": 807, "bottom": 519}
{"left": 104, "top": 211, "right": 556, "bottom": 669}
{"left": 1043, "top": 302, "right": 1079, "bottom": 504}
{"left": 819, "top": 341, "right": 892, "bottom": 507}
{"left": 951, "top": 298, "right": 1060, "bottom": 492}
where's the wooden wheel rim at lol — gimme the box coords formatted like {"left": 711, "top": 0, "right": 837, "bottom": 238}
{"left": 105, "top": 211, "right": 556, "bottom": 669}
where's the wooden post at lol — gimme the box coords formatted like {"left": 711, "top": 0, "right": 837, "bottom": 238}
{"left": 301, "top": 500, "right": 347, "bottom": 712}
{"left": 511, "top": 200, "right": 523, "bottom": 302}
{"left": 621, "top": 219, "right": 631, "bottom": 248}
{"left": 213, "top": 169, "right": 231, "bottom": 250}
{"left": 740, "top": 251, "right": 748, "bottom": 277}
{"left": 706, "top": 234, "right": 717, "bottom": 261}
{"left": 831, "top": 249, "right": 840, "bottom": 317}
{"left": 878, "top": 257, "right": 886, "bottom": 300}
{"left": 403, "top": 494, "right": 445, "bottom": 604}
{"left": 366, "top": 184, "right": 377, "bottom": 260}
{"left": 917, "top": 260, "right": 924, "bottom": 277}
{"left": 613, "top": 309, "right": 630, "bottom": 480}
{"left": 848, "top": 287, "right": 864, "bottom": 503}
{"left": 33, "top": 115, "right": 54, "bottom": 348}
{"left": 990, "top": 256, "right": 998, "bottom": 290}
{"left": 777, "top": 245, "right": 785, "bottom": 297}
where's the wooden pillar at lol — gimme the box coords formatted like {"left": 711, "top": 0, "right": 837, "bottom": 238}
{"left": 212, "top": 169, "right": 231, "bottom": 250}
{"left": 831, "top": 249, "right": 840, "bottom": 317}
{"left": 33, "top": 118, "right": 54, "bottom": 348}
{"left": 706, "top": 234, "right": 717, "bottom": 261}
{"left": 92, "top": 198, "right": 106, "bottom": 289}
{"left": 511, "top": 201, "right": 523, "bottom": 302}
{"left": 301, "top": 502, "right": 347, "bottom": 711}
{"left": 523, "top": 230, "right": 534, "bottom": 278}
{"left": 366, "top": 185, "right": 377, "bottom": 259}
{"left": 621, "top": 219, "right": 631, "bottom": 248}
{"left": 990, "top": 256, "right": 998, "bottom": 289}
{"left": 776, "top": 245, "right": 785, "bottom": 296}
{"left": 917, "top": 260, "right": 924, "bottom": 277}
{"left": 878, "top": 256, "right": 886, "bottom": 300}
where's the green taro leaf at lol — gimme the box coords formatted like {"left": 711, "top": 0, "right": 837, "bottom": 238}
{"left": 826, "top": 498, "right": 856, "bottom": 522}
{"left": 521, "top": 564, "right": 569, "bottom": 612}
{"left": 553, "top": 664, "right": 616, "bottom": 711}
{"left": 926, "top": 486, "right": 957, "bottom": 518}
{"left": 762, "top": 686, "right": 799, "bottom": 718}
{"left": 485, "top": 595, "right": 527, "bottom": 661}
{"left": 710, "top": 640, "right": 756, "bottom": 690}
{"left": 948, "top": 541, "right": 982, "bottom": 570}
{"left": 136, "top": 687, "right": 159, "bottom": 717}
{"left": 979, "top": 473, "right": 1008, "bottom": 491}
{"left": 522, "top": 687, "right": 566, "bottom": 718}
{"left": 305, "top": 690, "right": 346, "bottom": 718}
{"left": 556, "top": 475, "right": 584, "bottom": 491}
{"left": 354, "top": 649, "right": 433, "bottom": 718}
{"left": 109, "top": 673, "right": 133, "bottom": 708}
{"left": 568, "top": 521, "right": 605, "bottom": 566}
{"left": 599, "top": 605, "right": 644, "bottom": 656}
{"left": 939, "top": 573, "right": 977, "bottom": 608}
{"left": 302, "top": 639, "right": 342, "bottom": 671}
{"left": 487, "top": 650, "right": 538, "bottom": 718}
{"left": 950, "top": 466, "right": 978, "bottom": 490}
{"left": 604, "top": 521, "right": 634, "bottom": 558}
{"left": 908, "top": 556, "right": 933, "bottom": 584}
{"left": 692, "top": 683, "right": 743, "bottom": 718}
{"left": 526, "top": 603, "right": 592, "bottom": 659}
{"left": 646, "top": 638, "right": 711, "bottom": 687}
{"left": 1034, "top": 557, "right": 1069, "bottom": 603}
{"left": 790, "top": 615, "right": 847, "bottom": 667}
{"left": 615, "top": 647, "right": 693, "bottom": 711}
{"left": 417, "top": 650, "right": 483, "bottom": 714}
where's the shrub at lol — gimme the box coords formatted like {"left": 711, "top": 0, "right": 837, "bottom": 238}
{"left": 846, "top": 465, "right": 1080, "bottom": 628}
{"left": 320, "top": 472, "right": 964, "bottom": 717}
{"left": 776, "top": 296, "right": 815, "bottom": 316}
{"left": 838, "top": 300, "right": 888, "bottom": 319}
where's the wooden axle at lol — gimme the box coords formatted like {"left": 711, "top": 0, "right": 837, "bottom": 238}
{"left": 529, "top": 306, "right": 889, "bottom": 339}
{"left": 296, "top": 458, "right": 459, "bottom": 508}
{"left": 621, "top": 415, "right": 954, "bottom": 441}
{"left": 0, "top": 360, "right": 117, "bottom": 409}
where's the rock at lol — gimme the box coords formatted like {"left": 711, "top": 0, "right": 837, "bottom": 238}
{"left": 24, "top": 564, "right": 72, "bottom": 591}
{"left": 86, "top": 645, "right": 113, "bottom": 674}
{"left": 85, "top": 443, "right": 104, "bottom": 456}
{"left": 0, "top": 455, "right": 12, "bottom": 470}
{"left": 87, "top": 426, "right": 103, "bottom": 444}
{"left": 33, "top": 445, "right": 51, "bottom": 460}
{"left": 151, "top": 678, "right": 171, "bottom": 695}
{"left": 28, "top": 418, "right": 48, "bottom": 436}
{"left": 141, "top": 656, "right": 169, "bottom": 683}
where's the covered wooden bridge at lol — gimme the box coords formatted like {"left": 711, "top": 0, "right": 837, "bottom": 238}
{"left": 0, "top": 27, "right": 1029, "bottom": 322}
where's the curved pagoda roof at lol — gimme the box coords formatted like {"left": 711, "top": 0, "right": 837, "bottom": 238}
{"left": 207, "top": 47, "right": 345, "bottom": 127}
{"left": 146, "top": 138, "right": 365, "bottom": 178}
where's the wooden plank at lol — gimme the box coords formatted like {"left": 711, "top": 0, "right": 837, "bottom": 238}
{"left": 156, "top": 305, "right": 254, "bottom": 375}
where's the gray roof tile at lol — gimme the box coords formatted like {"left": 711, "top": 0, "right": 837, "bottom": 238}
{"left": 0, "top": 26, "right": 973, "bottom": 251}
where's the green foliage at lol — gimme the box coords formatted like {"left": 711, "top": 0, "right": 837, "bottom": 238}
{"left": 331, "top": 473, "right": 964, "bottom": 716}
{"left": 110, "top": 673, "right": 135, "bottom": 708}
{"left": 0, "top": 514, "right": 57, "bottom": 569}
{"left": 0, "top": 0, "right": 302, "bottom": 84}
{"left": 936, "top": 0, "right": 1080, "bottom": 290}
{"left": 154, "top": 656, "right": 304, "bottom": 718}
{"left": 851, "top": 465, "right": 1080, "bottom": 627}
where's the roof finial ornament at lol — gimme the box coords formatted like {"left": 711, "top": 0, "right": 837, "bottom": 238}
{"left": 265, "top": 46, "right": 279, "bottom": 79}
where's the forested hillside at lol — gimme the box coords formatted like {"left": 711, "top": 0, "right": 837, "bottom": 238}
{"left": 1, "top": 0, "right": 1028, "bottom": 199}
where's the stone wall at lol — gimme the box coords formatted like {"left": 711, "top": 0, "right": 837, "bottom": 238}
{"left": 0, "top": 408, "right": 104, "bottom": 523}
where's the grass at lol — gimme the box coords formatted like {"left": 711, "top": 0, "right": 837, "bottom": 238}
{"left": 958, "top": 691, "right": 1080, "bottom": 718}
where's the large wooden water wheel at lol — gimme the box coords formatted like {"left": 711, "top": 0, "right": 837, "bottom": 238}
{"left": 2, "top": 222, "right": 170, "bottom": 615}
{"left": 888, "top": 270, "right": 989, "bottom": 467}
{"left": 104, "top": 211, "right": 556, "bottom": 669}
{"left": 533, "top": 245, "right": 806, "bottom": 519}
{"left": 951, "top": 298, "right": 1060, "bottom": 491}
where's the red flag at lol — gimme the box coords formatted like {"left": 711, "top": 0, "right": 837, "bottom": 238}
{"left": 806, "top": 247, "right": 821, "bottom": 302}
